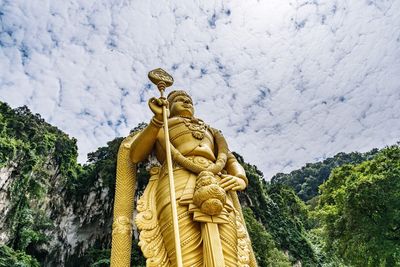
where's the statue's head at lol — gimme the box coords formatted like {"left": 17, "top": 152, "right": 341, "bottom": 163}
{"left": 167, "top": 90, "right": 194, "bottom": 118}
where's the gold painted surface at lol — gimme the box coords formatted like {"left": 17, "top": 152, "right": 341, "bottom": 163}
{"left": 148, "top": 68, "right": 174, "bottom": 88}
{"left": 136, "top": 167, "right": 170, "bottom": 267}
{"left": 110, "top": 133, "right": 138, "bottom": 267}
{"left": 111, "top": 71, "right": 257, "bottom": 267}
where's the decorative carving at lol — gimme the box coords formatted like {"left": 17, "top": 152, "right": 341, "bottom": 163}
{"left": 148, "top": 68, "right": 174, "bottom": 87}
{"left": 181, "top": 117, "right": 208, "bottom": 140}
{"left": 112, "top": 216, "right": 132, "bottom": 236}
{"left": 136, "top": 169, "right": 170, "bottom": 267}
{"left": 110, "top": 133, "right": 138, "bottom": 267}
{"left": 193, "top": 171, "right": 226, "bottom": 216}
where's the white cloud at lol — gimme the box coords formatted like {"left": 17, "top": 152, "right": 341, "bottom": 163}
{"left": 0, "top": 0, "right": 399, "bottom": 179}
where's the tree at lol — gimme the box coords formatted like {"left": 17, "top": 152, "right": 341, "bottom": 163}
{"left": 243, "top": 208, "right": 291, "bottom": 267}
{"left": 271, "top": 150, "right": 378, "bottom": 202}
{"left": 316, "top": 145, "right": 400, "bottom": 266}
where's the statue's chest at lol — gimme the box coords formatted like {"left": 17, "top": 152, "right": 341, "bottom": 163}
{"left": 168, "top": 118, "right": 213, "bottom": 147}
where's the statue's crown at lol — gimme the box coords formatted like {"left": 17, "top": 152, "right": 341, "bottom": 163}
{"left": 167, "top": 90, "right": 192, "bottom": 103}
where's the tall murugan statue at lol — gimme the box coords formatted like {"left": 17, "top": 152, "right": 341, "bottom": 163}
{"left": 111, "top": 69, "right": 257, "bottom": 267}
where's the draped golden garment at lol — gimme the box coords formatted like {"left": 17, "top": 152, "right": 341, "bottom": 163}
{"left": 137, "top": 157, "right": 251, "bottom": 267}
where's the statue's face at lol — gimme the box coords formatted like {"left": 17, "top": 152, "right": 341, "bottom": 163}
{"left": 170, "top": 94, "right": 194, "bottom": 118}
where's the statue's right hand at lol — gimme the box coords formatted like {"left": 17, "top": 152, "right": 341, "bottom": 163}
{"left": 148, "top": 97, "right": 168, "bottom": 121}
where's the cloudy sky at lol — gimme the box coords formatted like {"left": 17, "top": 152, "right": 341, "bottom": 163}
{"left": 0, "top": 0, "right": 399, "bottom": 179}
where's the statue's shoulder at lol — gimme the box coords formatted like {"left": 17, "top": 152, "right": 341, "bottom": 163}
{"left": 120, "top": 130, "right": 143, "bottom": 149}
{"left": 155, "top": 117, "right": 183, "bottom": 140}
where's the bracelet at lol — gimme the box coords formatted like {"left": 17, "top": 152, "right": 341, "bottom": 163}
{"left": 151, "top": 117, "right": 163, "bottom": 128}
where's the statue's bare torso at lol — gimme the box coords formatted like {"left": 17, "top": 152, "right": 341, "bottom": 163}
{"left": 155, "top": 117, "right": 216, "bottom": 164}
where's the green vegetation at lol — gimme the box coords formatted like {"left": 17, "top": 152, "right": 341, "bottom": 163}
{"left": 236, "top": 153, "right": 319, "bottom": 265}
{"left": 272, "top": 150, "right": 378, "bottom": 202}
{"left": 315, "top": 145, "right": 400, "bottom": 266}
{"left": 65, "top": 136, "right": 123, "bottom": 203}
{"left": 0, "top": 245, "right": 39, "bottom": 267}
{"left": 0, "top": 103, "right": 78, "bottom": 173}
{"left": 243, "top": 208, "right": 291, "bottom": 267}
{"left": 236, "top": 143, "right": 400, "bottom": 266}
{"left": 0, "top": 103, "right": 78, "bottom": 261}
{"left": 0, "top": 102, "right": 148, "bottom": 266}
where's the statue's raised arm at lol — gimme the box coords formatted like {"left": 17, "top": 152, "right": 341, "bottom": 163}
{"left": 111, "top": 72, "right": 257, "bottom": 267}
{"left": 129, "top": 97, "right": 167, "bottom": 164}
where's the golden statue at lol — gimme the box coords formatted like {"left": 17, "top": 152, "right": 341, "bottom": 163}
{"left": 111, "top": 69, "right": 257, "bottom": 267}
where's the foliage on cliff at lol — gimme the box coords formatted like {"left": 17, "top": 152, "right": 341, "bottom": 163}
{"left": 0, "top": 102, "right": 146, "bottom": 266}
{"left": 314, "top": 145, "right": 400, "bottom": 266}
{"left": 0, "top": 245, "right": 39, "bottom": 267}
{"left": 243, "top": 208, "right": 291, "bottom": 267}
{"left": 0, "top": 102, "right": 79, "bottom": 261}
{"left": 271, "top": 149, "right": 378, "bottom": 202}
{"left": 235, "top": 153, "right": 318, "bottom": 266}
{"left": 0, "top": 102, "right": 79, "bottom": 173}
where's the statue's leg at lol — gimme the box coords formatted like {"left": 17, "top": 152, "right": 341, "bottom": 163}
{"left": 157, "top": 170, "right": 203, "bottom": 267}
{"left": 158, "top": 201, "right": 203, "bottom": 266}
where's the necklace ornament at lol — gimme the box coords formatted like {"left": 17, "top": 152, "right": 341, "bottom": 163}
{"left": 181, "top": 117, "right": 208, "bottom": 140}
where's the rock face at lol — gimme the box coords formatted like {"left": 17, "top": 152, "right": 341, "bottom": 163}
{"left": 0, "top": 156, "right": 118, "bottom": 266}
{"left": 0, "top": 165, "right": 15, "bottom": 244}
{"left": 44, "top": 168, "right": 113, "bottom": 266}
{"left": 0, "top": 102, "right": 120, "bottom": 266}
{"left": 0, "top": 102, "right": 148, "bottom": 266}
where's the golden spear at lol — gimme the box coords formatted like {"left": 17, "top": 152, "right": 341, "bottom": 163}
{"left": 148, "top": 68, "right": 183, "bottom": 267}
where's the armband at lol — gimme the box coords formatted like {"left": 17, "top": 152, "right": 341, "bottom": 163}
{"left": 150, "top": 117, "right": 163, "bottom": 128}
